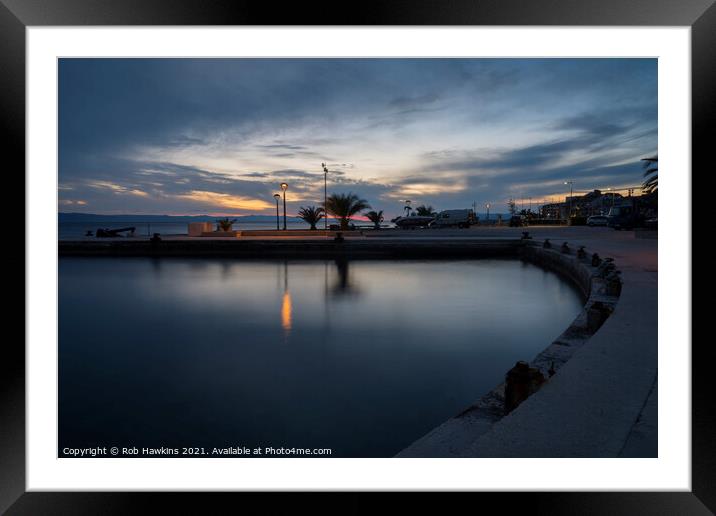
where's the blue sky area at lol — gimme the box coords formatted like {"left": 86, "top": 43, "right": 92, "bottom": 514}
{"left": 58, "top": 58, "right": 657, "bottom": 217}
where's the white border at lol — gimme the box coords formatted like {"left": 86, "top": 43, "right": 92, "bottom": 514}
{"left": 27, "top": 27, "right": 691, "bottom": 491}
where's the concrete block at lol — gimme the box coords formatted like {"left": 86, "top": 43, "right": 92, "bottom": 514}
{"left": 188, "top": 222, "right": 214, "bottom": 237}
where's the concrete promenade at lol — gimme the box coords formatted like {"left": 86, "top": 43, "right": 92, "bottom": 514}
{"left": 59, "top": 225, "right": 657, "bottom": 457}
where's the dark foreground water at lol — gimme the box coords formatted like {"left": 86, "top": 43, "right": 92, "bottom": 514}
{"left": 59, "top": 258, "right": 583, "bottom": 457}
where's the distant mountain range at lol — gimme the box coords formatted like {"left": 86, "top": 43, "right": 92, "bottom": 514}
{"left": 58, "top": 213, "right": 302, "bottom": 223}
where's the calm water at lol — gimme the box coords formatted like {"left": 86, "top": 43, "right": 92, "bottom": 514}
{"left": 59, "top": 258, "right": 583, "bottom": 457}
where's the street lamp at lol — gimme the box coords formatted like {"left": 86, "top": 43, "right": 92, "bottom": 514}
{"left": 322, "top": 163, "right": 329, "bottom": 230}
{"left": 485, "top": 203, "right": 490, "bottom": 221}
{"left": 280, "top": 182, "right": 288, "bottom": 230}
{"left": 564, "top": 181, "right": 574, "bottom": 219}
{"left": 273, "top": 193, "right": 281, "bottom": 230}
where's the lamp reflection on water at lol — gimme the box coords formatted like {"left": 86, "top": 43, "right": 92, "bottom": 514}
{"left": 281, "top": 290, "right": 292, "bottom": 331}
{"left": 280, "top": 261, "right": 292, "bottom": 333}
{"left": 278, "top": 259, "right": 360, "bottom": 335}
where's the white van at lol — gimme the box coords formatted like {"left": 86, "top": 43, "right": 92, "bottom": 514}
{"left": 430, "top": 209, "right": 477, "bottom": 229}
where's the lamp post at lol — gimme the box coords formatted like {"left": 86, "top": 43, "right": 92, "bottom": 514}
{"left": 606, "top": 187, "right": 615, "bottom": 214}
{"left": 280, "top": 182, "right": 288, "bottom": 230}
{"left": 564, "top": 181, "right": 574, "bottom": 219}
{"left": 322, "top": 162, "right": 328, "bottom": 230}
{"left": 273, "top": 193, "right": 281, "bottom": 230}
{"left": 486, "top": 203, "right": 490, "bottom": 221}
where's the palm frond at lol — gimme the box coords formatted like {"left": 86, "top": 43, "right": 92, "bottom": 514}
{"left": 297, "top": 206, "right": 325, "bottom": 228}
{"left": 365, "top": 210, "right": 384, "bottom": 227}
{"left": 415, "top": 205, "right": 436, "bottom": 216}
{"left": 324, "top": 193, "right": 371, "bottom": 229}
{"left": 640, "top": 155, "right": 658, "bottom": 193}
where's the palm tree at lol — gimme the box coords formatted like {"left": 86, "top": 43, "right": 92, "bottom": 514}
{"left": 641, "top": 155, "right": 658, "bottom": 194}
{"left": 297, "top": 206, "right": 324, "bottom": 230}
{"left": 415, "top": 205, "right": 436, "bottom": 216}
{"left": 216, "top": 218, "right": 237, "bottom": 231}
{"left": 325, "top": 192, "right": 371, "bottom": 230}
{"left": 365, "top": 210, "right": 384, "bottom": 230}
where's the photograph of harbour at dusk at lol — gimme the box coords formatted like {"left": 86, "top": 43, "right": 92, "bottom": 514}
{"left": 58, "top": 58, "right": 657, "bottom": 458}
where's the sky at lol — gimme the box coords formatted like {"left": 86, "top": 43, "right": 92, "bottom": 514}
{"left": 58, "top": 58, "right": 657, "bottom": 218}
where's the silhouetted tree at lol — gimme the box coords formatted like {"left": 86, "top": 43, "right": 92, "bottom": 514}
{"left": 297, "top": 206, "right": 324, "bottom": 230}
{"left": 507, "top": 198, "right": 517, "bottom": 216}
{"left": 641, "top": 155, "right": 658, "bottom": 194}
{"left": 216, "top": 218, "right": 237, "bottom": 231}
{"left": 325, "top": 193, "right": 371, "bottom": 230}
{"left": 365, "top": 210, "right": 384, "bottom": 229}
{"left": 415, "top": 205, "right": 436, "bottom": 216}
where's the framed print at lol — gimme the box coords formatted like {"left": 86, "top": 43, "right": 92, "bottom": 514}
{"left": 4, "top": 0, "right": 711, "bottom": 513}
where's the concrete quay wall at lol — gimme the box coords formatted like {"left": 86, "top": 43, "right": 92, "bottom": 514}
{"left": 58, "top": 238, "right": 524, "bottom": 260}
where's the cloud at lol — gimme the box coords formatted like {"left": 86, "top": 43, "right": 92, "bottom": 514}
{"left": 58, "top": 58, "right": 657, "bottom": 216}
{"left": 175, "top": 190, "right": 273, "bottom": 211}
{"left": 257, "top": 143, "right": 309, "bottom": 151}
{"left": 87, "top": 180, "right": 149, "bottom": 197}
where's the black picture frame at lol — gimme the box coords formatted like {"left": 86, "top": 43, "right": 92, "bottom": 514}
{"left": 3, "top": 0, "right": 710, "bottom": 513}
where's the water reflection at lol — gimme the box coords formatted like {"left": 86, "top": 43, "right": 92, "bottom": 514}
{"left": 281, "top": 291, "right": 292, "bottom": 331}
{"left": 150, "top": 256, "right": 163, "bottom": 277}
{"left": 330, "top": 258, "right": 360, "bottom": 298}
{"left": 280, "top": 259, "right": 360, "bottom": 334}
{"left": 59, "top": 257, "right": 584, "bottom": 457}
{"left": 280, "top": 261, "right": 292, "bottom": 333}
{"left": 220, "top": 260, "right": 232, "bottom": 281}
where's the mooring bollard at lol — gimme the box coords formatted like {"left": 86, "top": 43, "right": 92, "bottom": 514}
{"left": 605, "top": 271, "right": 622, "bottom": 296}
{"left": 561, "top": 242, "right": 570, "bottom": 254}
{"left": 591, "top": 253, "right": 601, "bottom": 267}
{"left": 586, "top": 301, "right": 612, "bottom": 331}
{"left": 577, "top": 246, "right": 586, "bottom": 259}
{"left": 521, "top": 231, "right": 532, "bottom": 240}
{"left": 504, "top": 361, "right": 546, "bottom": 414}
{"left": 597, "top": 258, "right": 616, "bottom": 277}
{"left": 543, "top": 238, "right": 551, "bottom": 249}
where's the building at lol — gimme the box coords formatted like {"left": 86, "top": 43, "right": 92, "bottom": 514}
{"left": 541, "top": 202, "right": 568, "bottom": 219}
{"left": 540, "top": 189, "right": 627, "bottom": 219}
{"left": 588, "top": 192, "right": 625, "bottom": 215}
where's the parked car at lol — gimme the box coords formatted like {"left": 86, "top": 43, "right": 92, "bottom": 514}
{"left": 391, "top": 215, "right": 435, "bottom": 229}
{"left": 430, "top": 209, "right": 477, "bottom": 229}
{"left": 587, "top": 215, "right": 609, "bottom": 227}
